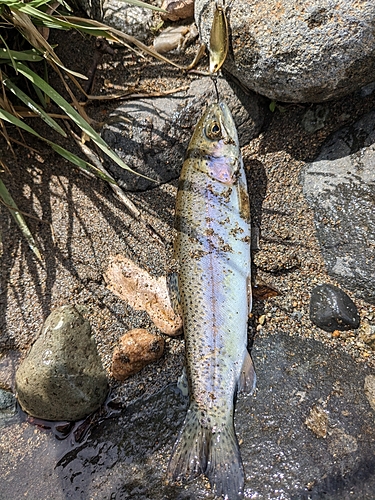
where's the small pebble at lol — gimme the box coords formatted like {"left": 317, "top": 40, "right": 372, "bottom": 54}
{"left": 258, "top": 315, "right": 266, "bottom": 326}
{"left": 111, "top": 329, "right": 164, "bottom": 381}
{"left": 305, "top": 405, "right": 329, "bottom": 438}
{"left": 309, "top": 284, "right": 360, "bottom": 332}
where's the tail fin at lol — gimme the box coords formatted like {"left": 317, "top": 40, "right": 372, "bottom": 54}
{"left": 167, "top": 403, "right": 244, "bottom": 499}
{"left": 167, "top": 403, "right": 209, "bottom": 482}
{"left": 205, "top": 424, "right": 244, "bottom": 499}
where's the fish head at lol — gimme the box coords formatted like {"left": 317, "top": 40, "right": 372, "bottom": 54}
{"left": 186, "top": 102, "right": 240, "bottom": 185}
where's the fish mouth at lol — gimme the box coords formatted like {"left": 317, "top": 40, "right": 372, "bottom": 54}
{"left": 218, "top": 102, "right": 237, "bottom": 144}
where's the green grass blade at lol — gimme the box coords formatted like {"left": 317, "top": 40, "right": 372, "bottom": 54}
{"left": 14, "top": 61, "right": 153, "bottom": 181}
{"left": 3, "top": 0, "right": 165, "bottom": 21}
{"left": 114, "top": 0, "right": 167, "bottom": 12}
{"left": 3, "top": 77, "right": 67, "bottom": 136}
{"left": 0, "top": 48, "right": 44, "bottom": 62}
{"left": 0, "top": 108, "right": 116, "bottom": 182}
{"left": 0, "top": 34, "right": 17, "bottom": 72}
{"left": 13, "top": 61, "right": 111, "bottom": 148}
{"left": 0, "top": 0, "right": 21, "bottom": 5}
{"left": 29, "top": 0, "right": 61, "bottom": 8}
{"left": 54, "top": 0, "right": 72, "bottom": 11}
{"left": 1, "top": 3, "right": 87, "bottom": 79}
{"left": 4, "top": 2, "right": 85, "bottom": 30}
{"left": 0, "top": 177, "right": 42, "bottom": 260}
{"left": 49, "top": 143, "right": 116, "bottom": 183}
{"left": 1, "top": 1, "right": 165, "bottom": 40}
{"left": 32, "top": 80, "right": 48, "bottom": 108}
{"left": 0, "top": 107, "right": 47, "bottom": 135}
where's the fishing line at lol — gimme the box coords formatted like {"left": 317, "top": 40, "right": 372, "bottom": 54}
{"left": 211, "top": 74, "right": 220, "bottom": 103}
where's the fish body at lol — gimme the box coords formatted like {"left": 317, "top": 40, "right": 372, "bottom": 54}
{"left": 168, "top": 102, "right": 256, "bottom": 499}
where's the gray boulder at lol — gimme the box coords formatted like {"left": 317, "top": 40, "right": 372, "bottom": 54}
{"left": 75, "top": 0, "right": 153, "bottom": 41}
{"left": 302, "top": 110, "right": 375, "bottom": 304}
{"left": 16, "top": 305, "right": 108, "bottom": 421}
{"left": 102, "top": 76, "right": 263, "bottom": 190}
{"left": 195, "top": 0, "right": 375, "bottom": 102}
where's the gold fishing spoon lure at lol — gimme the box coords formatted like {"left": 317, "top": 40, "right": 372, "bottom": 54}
{"left": 209, "top": 1, "right": 229, "bottom": 74}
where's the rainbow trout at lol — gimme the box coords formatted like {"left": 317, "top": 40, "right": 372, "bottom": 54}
{"left": 167, "top": 102, "right": 256, "bottom": 499}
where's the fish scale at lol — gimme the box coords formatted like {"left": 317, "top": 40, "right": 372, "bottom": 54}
{"left": 167, "top": 102, "right": 256, "bottom": 499}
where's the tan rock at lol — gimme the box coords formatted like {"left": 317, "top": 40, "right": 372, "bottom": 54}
{"left": 104, "top": 255, "right": 182, "bottom": 336}
{"left": 305, "top": 405, "right": 329, "bottom": 439}
{"left": 364, "top": 375, "right": 375, "bottom": 412}
{"left": 111, "top": 329, "right": 164, "bottom": 381}
{"left": 153, "top": 24, "right": 198, "bottom": 54}
{"left": 160, "top": 0, "right": 194, "bottom": 21}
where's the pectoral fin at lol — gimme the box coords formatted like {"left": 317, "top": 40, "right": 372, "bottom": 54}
{"left": 247, "top": 273, "right": 252, "bottom": 313}
{"left": 238, "top": 350, "right": 256, "bottom": 394}
{"left": 177, "top": 366, "right": 189, "bottom": 396}
{"left": 167, "top": 271, "right": 182, "bottom": 318}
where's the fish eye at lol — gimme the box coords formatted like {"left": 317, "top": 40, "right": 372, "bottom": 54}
{"left": 206, "top": 121, "right": 222, "bottom": 139}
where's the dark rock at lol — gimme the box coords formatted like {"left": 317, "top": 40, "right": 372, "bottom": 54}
{"left": 302, "top": 110, "right": 375, "bottom": 304}
{"left": 15, "top": 305, "right": 108, "bottom": 421}
{"left": 310, "top": 284, "right": 360, "bottom": 332}
{"left": 196, "top": 0, "right": 375, "bottom": 102}
{"left": 101, "top": 76, "right": 264, "bottom": 191}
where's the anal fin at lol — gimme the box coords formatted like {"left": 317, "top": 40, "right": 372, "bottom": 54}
{"left": 238, "top": 350, "right": 256, "bottom": 394}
